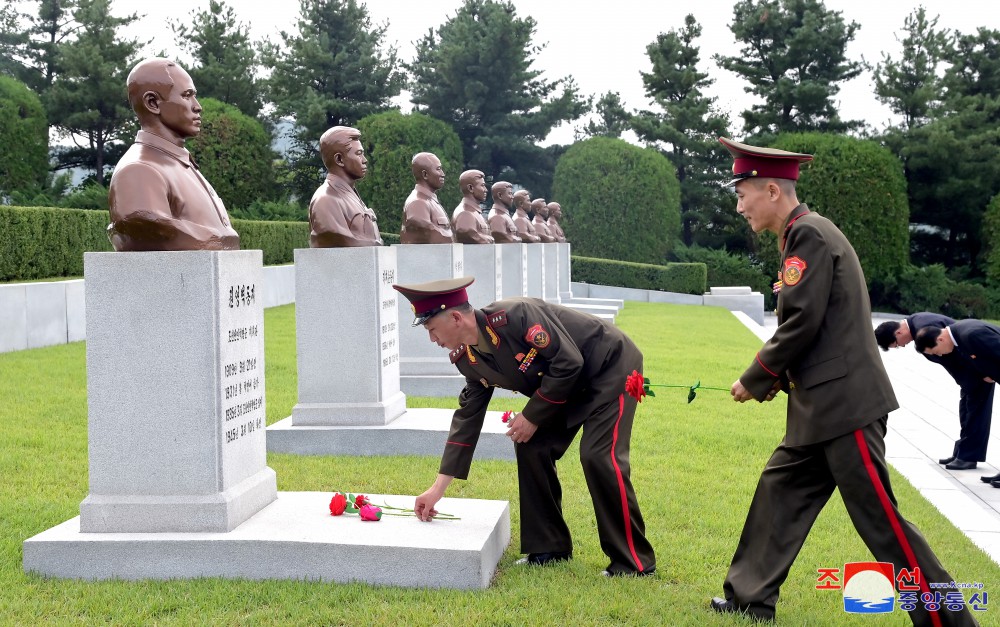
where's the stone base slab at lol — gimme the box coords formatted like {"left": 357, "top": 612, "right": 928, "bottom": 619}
{"left": 24, "top": 491, "right": 510, "bottom": 590}
{"left": 400, "top": 375, "right": 518, "bottom": 399}
{"left": 267, "top": 408, "right": 516, "bottom": 460}
{"left": 292, "top": 391, "right": 407, "bottom": 427}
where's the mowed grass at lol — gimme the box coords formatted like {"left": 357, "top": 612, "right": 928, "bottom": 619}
{"left": 1, "top": 302, "right": 997, "bottom": 626}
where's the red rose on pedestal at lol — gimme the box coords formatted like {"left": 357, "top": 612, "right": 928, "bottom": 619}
{"left": 359, "top": 504, "right": 383, "bottom": 521}
{"left": 329, "top": 492, "right": 347, "bottom": 516}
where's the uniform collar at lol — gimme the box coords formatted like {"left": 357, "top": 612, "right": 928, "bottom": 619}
{"left": 780, "top": 203, "right": 810, "bottom": 251}
{"left": 135, "top": 130, "right": 195, "bottom": 168}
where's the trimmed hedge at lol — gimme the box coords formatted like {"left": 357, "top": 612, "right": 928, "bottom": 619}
{"left": 769, "top": 133, "right": 910, "bottom": 285}
{"left": 0, "top": 206, "right": 309, "bottom": 281}
{"left": 0, "top": 76, "right": 48, "bottom": 195}
{"left": 553, "top": 137, "right": 681, "bottom": 264}
{"left": 571, "top": 255, "right": 706, "bottom": 295}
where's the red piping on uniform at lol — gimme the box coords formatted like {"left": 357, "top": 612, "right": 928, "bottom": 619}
{"left": 611, "top": 394, "right": 644, "bottom": 572}
{"left": 446, "top": 441, "right": 471, "bottom": 447}
{"left": 755, "top": 353, "right": 778, "bottom": 377}
{"left": 537, "top": 391, "right": 566, "bottom": 404}
{"left": 853, "top": 429, "right": 941, "bottom": 627}
{"left": 781, "top": 209, "right": 809, "bottom": 251}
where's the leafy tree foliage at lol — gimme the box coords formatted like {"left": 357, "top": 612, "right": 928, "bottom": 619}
{"left": 408, "top": 0, "right": 586, "bottom": 195}
{"left": 982, "top": 191, "right": 1000, "bottom": 286}
{"left": 764, "top": 133, "right": 909, "bottom": 286}
{"left": 170, "top": 0, "right": 263, "bottom": 118}
{"left": 716, "top": 0, "right": 862, "bottom": 138}
{"left": 552, "top": 137, "right": 680, "bottom": 264}
{"left": 45, "top": 0, "right": 141, "bottom": 185}
{"left": 187, "top": 98, "right": 278, "bottom": 212}
{"left": 632, "top": 15, "right": 739, "bottom": 250}
{"left": 0, "top": 75, "right": 48, "bottom": 196}
{"left": 264, "top": 0, "right": 405, "bottom": 202}
{"left": 354, "top": 110, "right": 464, "bottom": 237}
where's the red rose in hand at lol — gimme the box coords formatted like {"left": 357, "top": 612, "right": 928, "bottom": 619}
{"left": 501, "top": 411, "right": 514, "bottom": 424}
{"left": 359, "top": 504, "right": 383, "bottom": 521}
{"left": 625, "top": 370, "right": 647, "bottom": 403}
{"left": 329, "top": 492, "right": 347, "bottom": 516}
{"left": 354, "top": 494, "right": 369, "bottom": 509}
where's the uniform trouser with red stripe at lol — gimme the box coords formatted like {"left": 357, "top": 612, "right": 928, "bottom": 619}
{"left": 723, "top": 416, "right": 978, "bottom": 627}
{"left": 515, "top": 360, "right": 656, "bottom": 574}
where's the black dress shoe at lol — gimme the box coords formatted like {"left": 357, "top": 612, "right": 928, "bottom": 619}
{"left": 991, "top": 479, "right": 1000, "bottom": 489}
{"left": 982, "top": 473, "right": 1000, "bottom": 484}
{"left": 515, "top": 551, "right": 572, "bottom": 566}
{"left": 939, "top": 456, "right": 956, "bottom": 465}
{"left": 945, "top": 459, "right": 977, "bottom": 470}
{"left": 710, "top": 597, "right": 775, "bottom": 622}
{"left": 602, "top": 565, "right": 656, "bottom": 577}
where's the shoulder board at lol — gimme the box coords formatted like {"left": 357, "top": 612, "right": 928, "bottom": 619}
{"left": 450, "top": 344, "right": 467, "bottom": 364}
{"left": 487, "top": 310, "right": 508, "bottom": 328}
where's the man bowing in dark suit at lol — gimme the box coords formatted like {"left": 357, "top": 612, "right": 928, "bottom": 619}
{"left": 710, "top": 138, "right": 976, "bottom": 627}
{"left": 876, "top": 313, "right": 994, "bottom": 471}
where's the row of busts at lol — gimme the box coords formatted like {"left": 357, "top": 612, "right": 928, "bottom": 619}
{"left": 310, "top": 139, "right": 568, "bottom": 249}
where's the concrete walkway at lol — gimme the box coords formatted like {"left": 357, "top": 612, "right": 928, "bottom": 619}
{"left": 733, "top": 312, "right": 1000, "bottom": 566}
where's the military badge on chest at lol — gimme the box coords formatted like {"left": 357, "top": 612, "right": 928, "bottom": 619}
{"left": 518, "top": 348, "right": 538, "bottom": 372}
{"left": 525, "top": 324, "right": 550, "bottom": 348}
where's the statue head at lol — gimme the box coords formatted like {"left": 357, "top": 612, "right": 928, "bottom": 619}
{"left": 411, "top": 152, "right": 445, "bottom": 192}
{"left": 491, "top": 181, "right": 513, "bottom": 207}
{"left": 126, "top": 58, "right": 200, "bottom": 145}
{"left": 513, "top": 190, "right": 531, "bottom": 212}
{"left": 547, "top": 202, "right": 562, "bottom": 220}
{"left": 531, "top": 198, "right": 547, "bottom": 218}
{"left": 319, "top": 126, "right": 366, "bottom": 183}
{"left": 459, "top": 169, "right": 487, "bottom": 203}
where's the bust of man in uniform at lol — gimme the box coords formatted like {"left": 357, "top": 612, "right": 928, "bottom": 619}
{"left": 107, "top": 58, "right": 239, "bottom": 252}
{"left": 487, "top": 181, "right": 521, "bottom": 243}
{"left": 512, "top": 190, "right": 541, "bottom": 243}
{"left": 546, "top": 202, "right": 568, "bottom": 243}
{"left": 451, "top": 169, "right": 494, "bottom": 244}
{"left": 308, "top": 126, "right": 382, "bottom": 248}
{"left": 400, "top": 151, "right": 454, "bottom": 244}
{"left": 531, "top": 198, "right": 556, "bottom": 243}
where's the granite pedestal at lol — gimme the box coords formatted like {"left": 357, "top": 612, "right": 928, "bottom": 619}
{"left": 464, "top": 244, "right": 503, "bottom": 307}
{"left": 542, "top": 243, "right": 559, "bottom": 303}
{"left": 23, "top": 251, "right": 510, "bottom": 588}
{"left": 499, "top": 243, "right": 528, "bottom": 298}
{"left": 78, "top": 251, "right": 276, "bottom": 534}
{"left": 525, "top": 244, "right": 543, "bottom": 298}
{"left": 557, "top": 243, "right": 572, "bottom": 301}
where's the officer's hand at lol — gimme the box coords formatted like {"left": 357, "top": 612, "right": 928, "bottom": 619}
{"left": 731, "top": 379, "right": 755, "bottom": 403}
{"left": 414, "top": 489, "right": 441, "bottom": 522}
{"left": 506, "top": 413, "right": 538, "bottom": 444}
{"left": 986, "top": 377, "right": 995, "bottom": 383}
{"left": 764, "top": 381, "right": 781, "bottom": 402}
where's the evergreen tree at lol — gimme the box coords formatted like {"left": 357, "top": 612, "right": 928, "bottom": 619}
{"left": 264, "top": 0, "right": 405, "bottom": 202}
{"left": 577, "top": 91, "right": 631, "bottom": 139}
{"left": 716, "top": 0, "right": 862, "bottom": 138}
{"left": 170, "top": 0, "right": 263, "bottom": 119}
{"left": 45, "top": 0, "right": 142, "bottom": 184}
{"left": 872, "top": 7, "right": 950, "bottom": 132}
{"left": 0, "top": 0, "right": 77, "bottom": 92}
{"left": 0, "top": 75, "right": 49, "bottom": 196}
{"left": 407, "top": 0, "right": 586, "bottom": 193}
{"left": 632, "top": 15, "right": 738, "bottom": 249}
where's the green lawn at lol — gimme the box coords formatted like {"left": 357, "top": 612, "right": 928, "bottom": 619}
{"left": 0, "top": 302, "right": 996, "bottom": 626}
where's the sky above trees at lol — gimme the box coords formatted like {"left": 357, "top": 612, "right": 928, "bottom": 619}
{"left": 61, "top": 0, "right": 992, "bottom": 144}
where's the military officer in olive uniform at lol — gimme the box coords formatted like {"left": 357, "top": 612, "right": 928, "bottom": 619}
{"left": 394, "top": 277, "right": 655, "bottom": 577}
{"left": 710, "top": 138, "right": 977, "bottom": 627}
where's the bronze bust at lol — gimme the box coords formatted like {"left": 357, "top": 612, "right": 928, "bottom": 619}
{"left": 512, "top": 190, "right": 541, "bottom": 243}
{"left": 531, "top": 198, "right": 556, "bottom": 243}
{"left": 547, "top": 201, "right": 568, "bottom": 243}
{"left": 108, "top": 58, "right": 239, "bottom": 252}
{"left": 452, "top": 169, "right": 494, "bottom": 244}
{"left": 400, "top": 152, "right": 454, "bottom": 244}
{"left": 487, "top": 181, "right": 521, "bottom": 243}
{"left": 309, "top": 126, "right": 382, "bottom": 247}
